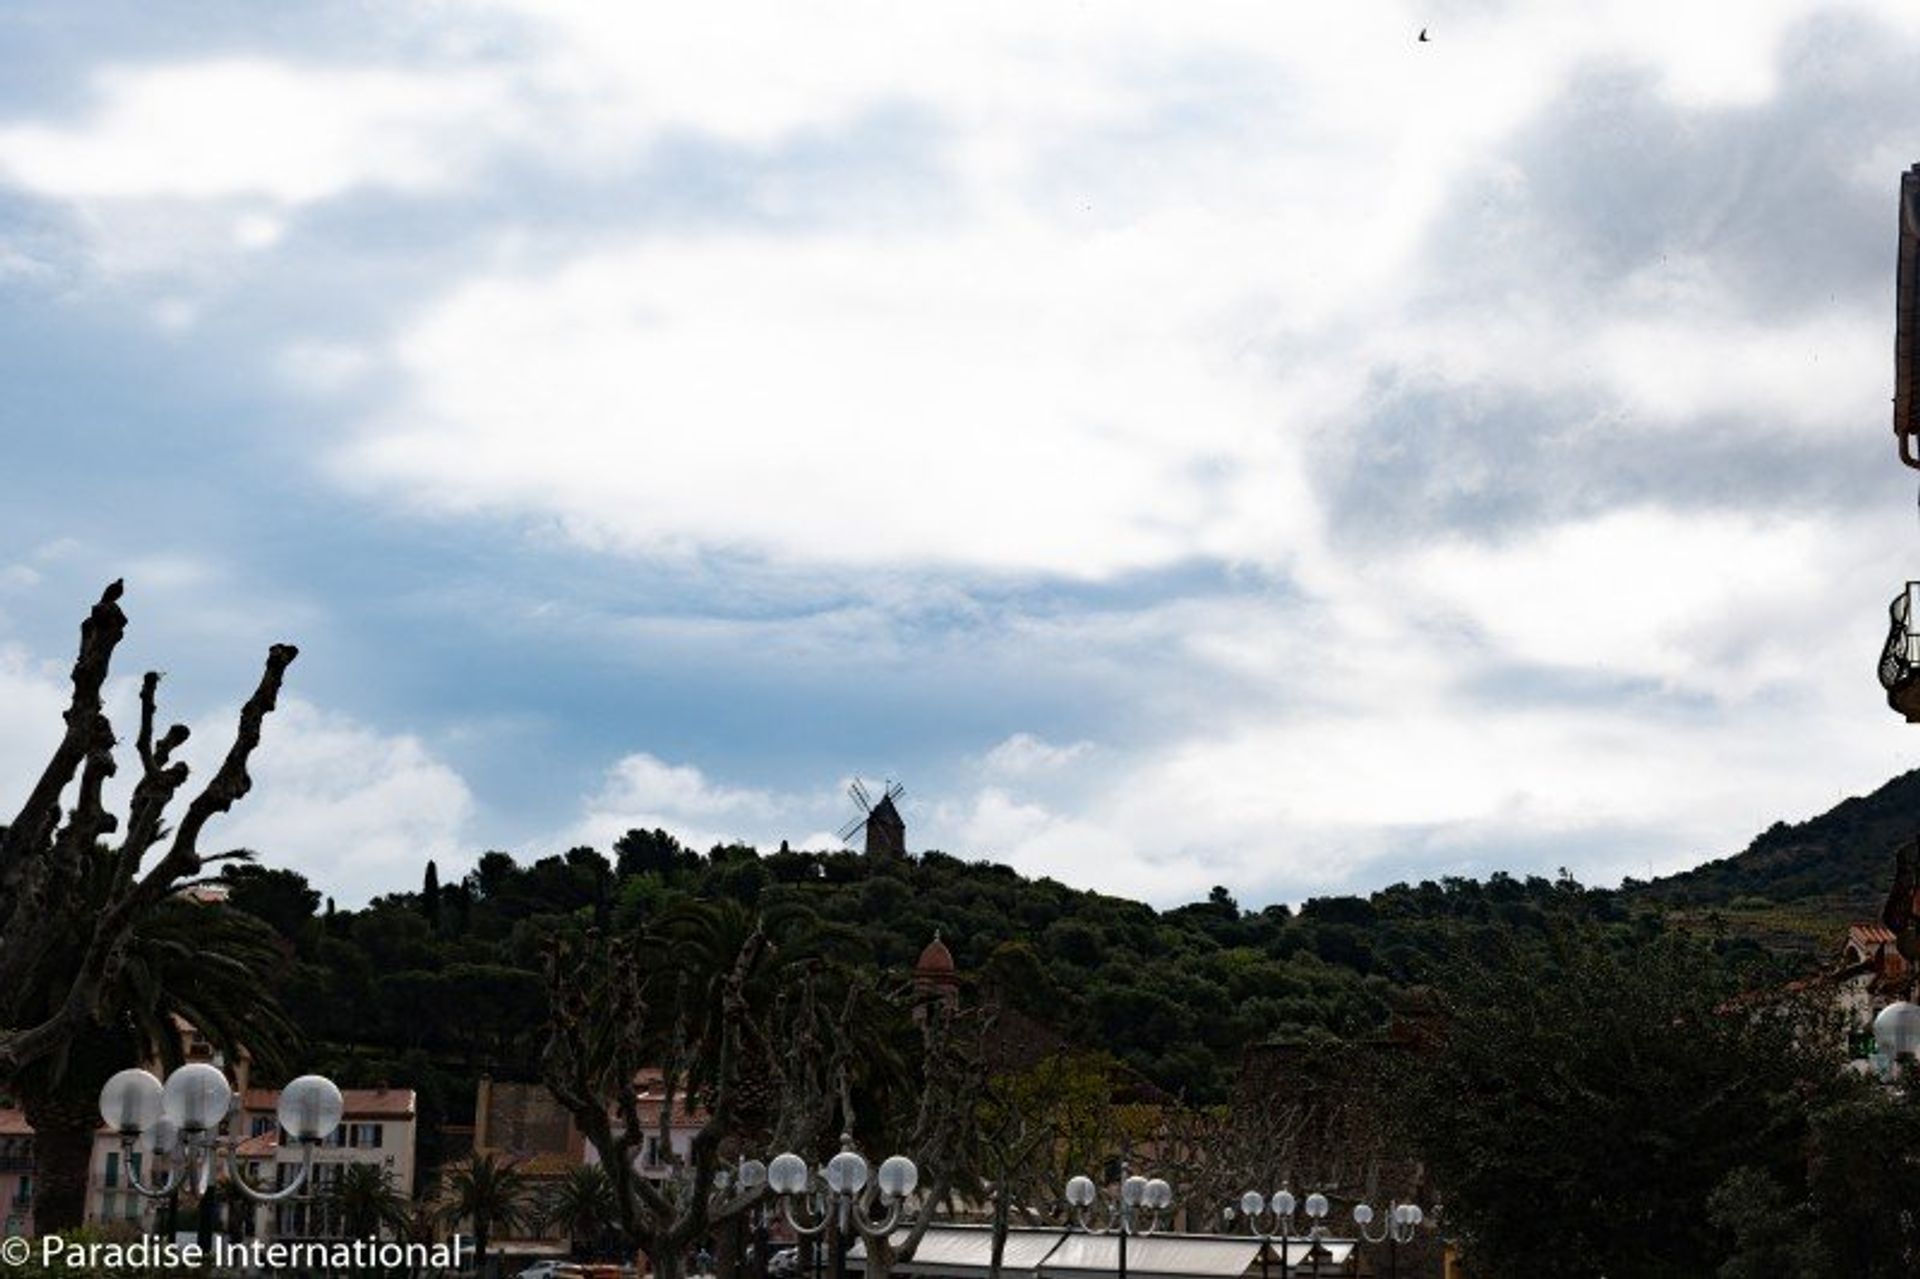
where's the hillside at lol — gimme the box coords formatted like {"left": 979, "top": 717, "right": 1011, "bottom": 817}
{"left": 1635, "top": 767, "right": 1920, "bottom": 951}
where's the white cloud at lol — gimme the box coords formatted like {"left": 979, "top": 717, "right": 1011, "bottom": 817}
{"left": 187, "top": 698, "right": 477, "bottom": 903}
{"left": 335, "top": 219, "right": 1317, "bottom": 578}
{"left": 6, "top": 0, "right": 1919, "bottom": 909}
{"left": 572, "top": 753, "right": 788, "bottom": 853}
{"left": 0, "top": 59, "right": 503, "bottom": 205}
{"left": 0, "top": 648, "right": 70, "bottom": 808}
{"left": 981, "top": 733, "right": 1093, "bottom": 777}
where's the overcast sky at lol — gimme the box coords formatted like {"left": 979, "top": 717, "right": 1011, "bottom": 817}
{"left": 5, "top": 1, "right": 1920, "bottom": 907}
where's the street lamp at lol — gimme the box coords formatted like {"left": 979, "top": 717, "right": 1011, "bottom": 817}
{"left": 766, "top": 1136, "right": 919, "bottom": 1279}
{"left": 731, "top": 1159, "right": 771, "bottom": 1279}
{"left": 1874, "top": 1000, "right": 1920, "bottom": 1071}
{"left": 99, "top": 1064, "right": 343, "bottom": 1207}
{"left": 1227, "top": 1189, "right": 1325, "bottom": 1279}
{"left": 1352, "top": 1201, "right": 1425, "bottom": 1279}
{"left": 1063, "top": 1166, "right": 1172, "bottom": 1279}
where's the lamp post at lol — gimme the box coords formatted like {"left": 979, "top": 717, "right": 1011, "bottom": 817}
{"left": 1063, "top": 1166, "right": 1172, "bottom": 1279}
{"left": 732, "top": 1159, "right": 771, "bottom": 1279}
{"left": 765, "top": 1136, "right": 919, "bottom": 1279}
{"left": 1352, "top": 1201, "right": 1425, "bottom": 1279}
{"left": 1228, "top": 1182, "right": 1320, "bottom": 1275}
{"left": 1227, "top": 1189, "right": 1324, "bottom": 1279}
{"left": 98, "top": 1064, "right": 343, "bottom": 1234}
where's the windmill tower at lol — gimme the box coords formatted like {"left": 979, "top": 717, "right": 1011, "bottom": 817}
{"left": 840, "top": 780, "right": 907, "bottom": 858}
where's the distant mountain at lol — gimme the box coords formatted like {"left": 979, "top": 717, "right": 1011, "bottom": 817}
{"left": 1638, "top": 769, "right": 1920, "bottom": 925}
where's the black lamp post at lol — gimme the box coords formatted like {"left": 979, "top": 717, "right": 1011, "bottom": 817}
{"left": 1063, "top": 1165, "right": 1172, "bottom": 1279}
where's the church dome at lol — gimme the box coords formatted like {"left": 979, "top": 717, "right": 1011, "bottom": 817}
{"left": 916, "top": 934, "right": 955, "bottom": 976}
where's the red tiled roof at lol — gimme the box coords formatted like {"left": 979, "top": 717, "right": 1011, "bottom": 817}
{"left": 0, "top": 1109, "right": 30, "bottom": 1137}
{"left": 241, "top": 1087, "right": 416, "bottom": 1119}
{"left": 1850, "top": 923, "right": 1898, "bottom": 947}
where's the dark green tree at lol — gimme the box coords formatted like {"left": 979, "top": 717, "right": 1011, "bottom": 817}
{"left": 220, "top": 863, "right": 321, "bottom": 943}
{"left": 329, "top": 1161, "right": 411, "bottom": 1239}
{"left": 1400, "top": 925, "right": 1847, "bottom": 1279}
{"left": 539, "top": 1164, "right": 616, "bottom": 1257}
{"left": 439, "top": 1152, "right": 533, "bottom": 1274}
{"left": 16, "top": 896, "right": 299, "bottom": 1232}
{"left": 423, "top": 859, "right": 442, "bottom": 929}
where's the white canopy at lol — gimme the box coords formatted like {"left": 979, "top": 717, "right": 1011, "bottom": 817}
{"left": 848, "top": 1226, "right": 1072, "bottom": 1279}
{"left": 1036, "top": 1233, "right": 1267, "bottom": 1279}
{"left": 849, "top": 1227, "right": 1357, "bottom": 1279}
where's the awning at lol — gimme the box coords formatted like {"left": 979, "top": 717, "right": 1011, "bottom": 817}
{"left": 850, "top": 1228, "right": 1357, "bottom": 1279}
{"left": 1036, "top": 1233, "right": 1268, "bottom": 1279}
{"left": 849, "top": 1226, "right": 1071, "bottom": 1279}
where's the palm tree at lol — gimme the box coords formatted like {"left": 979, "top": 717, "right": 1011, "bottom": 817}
{"left": 14, "top": 887, "right": 300, "bottom": 1232}
{"left": 439, "top": 1152, "right": 532, "bottom": 1274}
{"left": 329, "top": 1162, "right": 411, "bottom": 1239}
{"left": 539, "top": 1164, "right": 615, "bottom": 1257}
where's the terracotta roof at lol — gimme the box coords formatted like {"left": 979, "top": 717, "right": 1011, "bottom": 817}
{"left": 0, "top": 1109, "right": 31, "bottom": 1137}
{"left": 242, "top": 1087, "right": 416, "bottom": 1119}
{"left": 1850, "top": 922, "right": 1898, "bottom": 947}
{"left": 916, "top": 934, "right": 955, "bottom": 975}
{"left": 235, "top": 1131, "right": 278, "bottom": 1157}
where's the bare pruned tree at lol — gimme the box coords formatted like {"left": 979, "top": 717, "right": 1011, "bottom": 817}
{"left": 0, "top": 581, "right": 297, "bottom": 1078}
{"left": 543, "top": 909, "right": 991, "bottom": 1279}
{"left": 542, "top": 924, "right": 773, "bottom": 1279}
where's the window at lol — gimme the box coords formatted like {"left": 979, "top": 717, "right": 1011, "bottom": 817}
{"left": 104, "top": 1151, "right": 119, "bottom": 1189}
{"left": 349, "top": 1123, "right": 383, "bottom": 1149}
{"left": 251, "top": 1115, "right": 275, "bottom": 1137}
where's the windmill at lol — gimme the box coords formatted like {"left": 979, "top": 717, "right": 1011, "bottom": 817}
{"left": 840, "top": 779, "right": 907, "bottom": 858}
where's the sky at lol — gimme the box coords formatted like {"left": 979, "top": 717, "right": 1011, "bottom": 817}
{"left": 5, "top": 1, "right": 1920, "bottom": 908}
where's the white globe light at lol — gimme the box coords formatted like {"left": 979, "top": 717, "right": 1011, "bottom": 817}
{"left": 1121, "top": 1175, "right": 1148, "bottom": 1207}
{"left": 826, "top": 1149, "right": 868, "bottom": 1195}
{"left": 877, "top": 1155, "right": 918, "bottom": 1200}
{"left": 1145, "top": 1179, "right": 1172, "bottom": 1210}
{"left": 1305, "top": 1193, "right": 1329, "bottom": 1220}
{"left": 739, "top": 1159, "right": 768, "bottom": 1192}
{"left": 1065, "top": 1175, "right": 1096, "bottom": 1208}
{"left": 1876, "top": 1001, "right": 1920, "bottom": 1059}
{"left": 1353, "top": 1204, "right": 1374, "bottom": 1226}
{"left": 1407, "top": 1206, "right": 1424, "bottom": 1226}
{"left": 768, "top": 1152, "right": 809, "bottom": 1195}
{"left": 1271, "top": 1191, "right": 1295, "bottom": 1217}
{"left": 162, "top": 1062, "right": 234, "bottom": 1132}
{"left": 277, "top": 1075, "right": 343, "bottom": 1142}
{"left": 1240, "top": 1191, "right": 1265, "bottom": 1217}
{"left": 99, "top": 1068, "right": 164, "bottom": 1135}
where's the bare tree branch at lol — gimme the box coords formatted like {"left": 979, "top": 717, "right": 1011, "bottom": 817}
{"left": 0, "top": 584, "right": 296, "bottom": 1079}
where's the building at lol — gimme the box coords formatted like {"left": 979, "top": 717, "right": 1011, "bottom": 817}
{"left": 579, "top": 1069, "right": 709, "bottom": 1181}
{"left": 913, "top": 933, "right": 961, "bottom": 1023}
{"left": 232, "top": 1085, "right": 418, "bottom": 1240}
{"left": 471, "top": 1072, "right": 709, "bottom": 1188}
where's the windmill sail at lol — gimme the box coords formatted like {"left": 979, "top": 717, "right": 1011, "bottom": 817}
{"left": 839, "top": 778, "right": 908, "bottom": 858}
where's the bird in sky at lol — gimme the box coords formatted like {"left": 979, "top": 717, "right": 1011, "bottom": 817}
{"left": 1418, "top": 27, "right": 1430, "bottom": 42}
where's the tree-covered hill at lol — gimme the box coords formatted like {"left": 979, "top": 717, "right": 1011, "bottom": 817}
{"left": 222, "top": 831, "right": 1696, "bottom": 1177}
{"left": 1635, "top": 767, "right": 1920, "bottom": 925}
